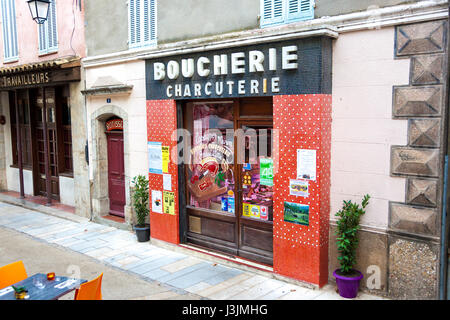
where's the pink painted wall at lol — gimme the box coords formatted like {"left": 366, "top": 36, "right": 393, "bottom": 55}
{"left": 0, "top": 0, "right": 86, "bottom": 67}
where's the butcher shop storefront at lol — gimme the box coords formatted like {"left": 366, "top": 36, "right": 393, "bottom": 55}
{"left": 145, "top": 34, "right": 333, "bottom": 286}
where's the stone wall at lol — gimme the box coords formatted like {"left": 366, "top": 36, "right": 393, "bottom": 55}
{"left": 388, "top": 19, "right": 448, "bottom": 299}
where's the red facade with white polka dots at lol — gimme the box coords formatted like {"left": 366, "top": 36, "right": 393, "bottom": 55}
{"left": 147, "top": 94, "right": 332, "bottom": 287}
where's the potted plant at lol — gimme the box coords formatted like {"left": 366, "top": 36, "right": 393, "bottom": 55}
{"left": 132, "top": 174, "right": 150, "bottom": 242}
{"left": 333, "top": 194, "right": 370, "bottom": 299}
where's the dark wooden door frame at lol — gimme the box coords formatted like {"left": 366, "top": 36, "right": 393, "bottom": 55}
{"left": 179, "top": 98, "right": 274, "bottom": 265}
{"left": 106, "top": 130, "right": 126, "bottom": 218}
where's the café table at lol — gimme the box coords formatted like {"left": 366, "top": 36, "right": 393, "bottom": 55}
{"left": 0, "top": 273, "right": 87, "bottom": 300}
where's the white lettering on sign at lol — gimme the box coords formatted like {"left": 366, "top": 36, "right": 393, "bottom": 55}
{"left": 231, "top": 52, "right": 246, "bottom": 74}
{"left": 152, "top": 46, "right": 298, "bottom": 81}
{"left": 249, "top": 51, "right": 265, "bottom": 73}
{"left": 282, "top": 46, "right": 298, "bottom": 70}
{"left": 197, "top": 57, "right": 211, "bottom": 77}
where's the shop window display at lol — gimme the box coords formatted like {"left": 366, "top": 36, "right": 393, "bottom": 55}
{"left": 241, "top": 125, "right": 274, "bottom": 222}
{"left": 188, "top": 102, "right": 236, "bottom": 215}
{"left": 187, "top": 103, "right": 274, "bottom": 222}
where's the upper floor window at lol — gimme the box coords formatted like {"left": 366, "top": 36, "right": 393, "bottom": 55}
{"left": 260, "top": 0, "right": 314, "bottom": 28}
{"left": 1, "top": 0, "right": 19, "bottom": 62}
{"left": 38, "top": 0, "right": 58, "bottom": 55}
{"left": 128, "top": 0, "right": 157, "bottom": 49}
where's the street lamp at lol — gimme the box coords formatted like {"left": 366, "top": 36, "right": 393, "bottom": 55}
{"left": 27, "top": 0, "right": 50, "bottom": 24}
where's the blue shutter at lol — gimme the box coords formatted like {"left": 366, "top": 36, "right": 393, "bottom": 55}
{"left": 287, "top": 0, "right": 314, "bottom": 22}
{"left": 38, "top": 0, "right": 58, "bottom": 54}
{"left": 260, "top": 0, "right": 284, "bottom": 27}
{"left": 129, "top": 0, "right": 156, "bottom": 49}
{"left": 1, "top": 0, "right": 19, "bottom": 62}
{"left": 48, "top": 0, "right": 58, "bottom": 51}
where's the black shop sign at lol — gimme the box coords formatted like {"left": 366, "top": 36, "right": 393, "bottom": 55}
{"left": 145, "top": 37, "right": 332, "bottom": 100}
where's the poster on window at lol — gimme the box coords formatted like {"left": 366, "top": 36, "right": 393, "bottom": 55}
{"left": 260, "top": 158, "right": 274, "bottom": 186}
{"left": 297, "top": 149, "right": 316, "bottom": 181}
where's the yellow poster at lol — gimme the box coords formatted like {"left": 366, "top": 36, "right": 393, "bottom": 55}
{"left": 162, "top": 146, "right": 170, "bottom": 173}
{"left": 163, "top": 191, "right": 175, "bottom": 215}
{"left": 243, "top": 203, "right": 260, "bottom": 219}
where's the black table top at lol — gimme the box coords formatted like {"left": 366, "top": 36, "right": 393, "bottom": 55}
{"left": 0, "top": 273, "right": 87, "bottom": 300}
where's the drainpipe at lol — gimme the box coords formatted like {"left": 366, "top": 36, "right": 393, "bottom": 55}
{"left": 440, "top": 156, "right": 449, "bottom": 300}
{"left": 439, "top": 2, "right": 450, "bottom": 300}
{"left": 14, "top": 90, "right": 24, "bottom": 199}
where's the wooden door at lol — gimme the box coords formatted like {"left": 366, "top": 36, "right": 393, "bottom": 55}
{"left": 183, "top": 99, "right": 274, "bottom": 265}
{"left": 106, "top": 131, "right": 126, "bottom": 217}
{"left": 34, "top": 88, "right": 60, "bottom": 200}
{"left": 236, "top": 122, "right": 274, "bottom": 265}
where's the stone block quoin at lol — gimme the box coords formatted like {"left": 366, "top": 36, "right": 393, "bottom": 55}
{"left": 387, "top": 20, "right": 447, "bottom": 299}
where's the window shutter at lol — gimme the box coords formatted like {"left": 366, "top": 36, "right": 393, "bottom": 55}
{"left": 287, "top": 0, "right": 314, "bottom": 22}
{"left": 38, "top": 0, "right": 58, "bottom": 54}
{"left": 261, "top": 0, "right": 284, "bottom": 27}
{"left": 129, "top": 0, "right": 157, "bottom": 48}
{"left": 1, "top": 0, "right": 19, "bottom": 61}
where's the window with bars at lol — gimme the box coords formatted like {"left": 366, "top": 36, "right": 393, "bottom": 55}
{"left": 128, "top": 0, "right": 157, "bottom": 49}
{"left": 1, "top": 0, "right": 19, "bottom": 62}
{"left": 38, "top": 0, "right": 58, "bottom": 55}
{"left": 260, "top": 0, "right": 314, "bottom": 28}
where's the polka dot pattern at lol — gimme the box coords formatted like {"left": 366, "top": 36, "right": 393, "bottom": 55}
{"left": 272, "top": 94, "right": 332, "bottom": 286}
{"left": 147, "top": 99, "right": 179, "bottom": 244}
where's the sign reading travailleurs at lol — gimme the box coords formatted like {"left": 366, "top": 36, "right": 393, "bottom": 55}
{"left": 145, "top": 37, "right": 330, "bottom": 100}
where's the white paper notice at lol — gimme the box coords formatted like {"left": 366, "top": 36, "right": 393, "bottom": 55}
{"left": 297, "top": 149, "right": 317, "bottom": 181}
{"left": 148, "top": 142, "right": 163, "bottom": 174}
{"left": 152, "top": 190, "right": 163, "bottom": 214}
{"left": 163, "top": 174, "right": 172, "bottom": 191}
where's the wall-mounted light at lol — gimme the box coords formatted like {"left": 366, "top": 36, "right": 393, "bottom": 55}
{"left": 27, "top": 0, "right": 50, "bottom": 24}
{"left": 0, "top": 116, "right": 6, "bottom": 125}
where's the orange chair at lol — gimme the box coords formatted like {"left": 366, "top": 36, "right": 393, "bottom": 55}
{"left": 74, "top": 273, "right": 103, "bottom": 300}
{"left": 0, "top": 261, "right": 28, "bottom": 289}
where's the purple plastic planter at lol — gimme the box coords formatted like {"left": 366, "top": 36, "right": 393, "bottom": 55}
{"left": 333, "top": 269, "right": 363, "bottom": 299}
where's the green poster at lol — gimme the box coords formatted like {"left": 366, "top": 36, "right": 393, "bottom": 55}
{"left": 260, "top": 158, "right": 273, "bottom": 186}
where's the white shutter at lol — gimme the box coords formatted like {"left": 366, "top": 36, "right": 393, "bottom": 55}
{"left": 129, "top": 0, "right": 157, "bottom": 48}
{"left": 1, "top": 0, "right": 19, "bottom": 62}
{"left": 38, "top": 0, "right": 58, "bottom": 54}
{"left": 260, "top": 0, "right": 284, "bottom": 27}
{"left": 287, "top": 0, "right": 314, "bottom": 22}
{"left": 261, "top": 0, "right": 314, "bottom": 28}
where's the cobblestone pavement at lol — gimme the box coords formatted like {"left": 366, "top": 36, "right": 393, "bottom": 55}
{"left": 0, "top": 201, "right": 385, "bottom": 300}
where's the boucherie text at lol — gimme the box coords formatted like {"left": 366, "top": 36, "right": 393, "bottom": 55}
{"left": 152, "top": 46, "right": 298, "bottom": 98}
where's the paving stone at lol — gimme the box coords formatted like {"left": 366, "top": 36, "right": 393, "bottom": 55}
{"left": 194, "top": 273, "right": 252, "bottom": 298}
{"left": 165, "top": 264, "right": 231, "bottom": 290}
{"left": 396, "top": 20, "right": 447, "bottom": 56}
{"left": 229, "top": 278, "right": 286, "bottom": 300}
{"left": 207, "top": 275, "right": 268, "bottom": 300}
{"left": 161, "top": 257, "right": 203, "bottom": 273}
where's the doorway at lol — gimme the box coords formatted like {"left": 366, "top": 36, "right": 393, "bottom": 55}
{"left": 182, "top": 98, "right": 274, "bottom": 265}
{"left": 106, "top": 128, "right": 126, "bottom": 218}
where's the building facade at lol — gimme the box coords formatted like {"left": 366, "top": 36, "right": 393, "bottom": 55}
{"left": 0, "top": 0, "right": 89, "bottom": 217}
{"left": 1, "top": 0, "right": 448, "bottom": 299}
